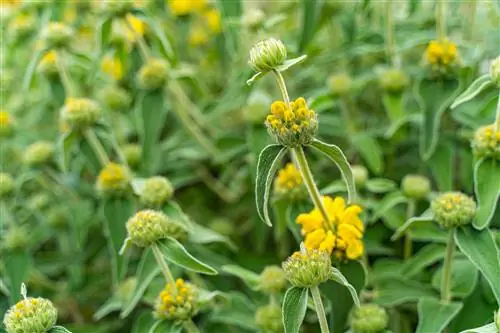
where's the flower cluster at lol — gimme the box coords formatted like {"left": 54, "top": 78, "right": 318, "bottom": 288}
{"left": 140, "top": 176, "right": 174, "bottom": 207}
{"left": 96, "top": 163, "right": 131, "bottom": 197}
{"left": 23, "top": 141, "right": 55, "bottom": 167}
{"left": 274, "top": 163, "right": 306, "bottom": 200}
{"left": 282, "top": 248, "right": 331, "bottom": 288}
{"left": 431, "top": 192, "right": 476, "bottom": 228}
{"left": 101, "top": 54, "right": 124, "bottom": 81}
{"left": 257, "top": 266, "right": 286, "bottom": 294}
{"left": 137, "top": 58, "right": 169, "bottom": 91}
{"left": 126, "top": 209, "right": 186, "bottom": 247}
{"left": 154, "top": 279, "right": 199, "bottom": 321}
{"left": 424, "top": 40, "right": 459, "bottom": 74}
{"left": 378, "top": 69, "right": 409, "bottom": 93}
{"left": 265, "top": 97, "right": 318, "bottom": 147}
{"left": 255, "top": 303, "right": 283, "bottom": 333}
{"left": 297, "top": 196, "right": 364, "bottom": 260}
{"left": 471, "top": 124, "right": 500, "bottom": 160}
{"left": 350, "top": 304, "right": 388, "bottom": 333}
{"left": 3, "top": 297, "right": 57, "bottom": 333}
{"left": 60, "top": 97, "right": 101, "bottom": 129}
{"left": 37, "top": 51, "right": 58, "bottom": 78}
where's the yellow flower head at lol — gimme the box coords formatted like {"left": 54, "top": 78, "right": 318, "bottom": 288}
{"left": 472, "top": 124, "right": 500, "bottom": 160}
{"left": 188, "top": 24, "right": 208, "bottom": 46}
{"left": 155, "top": 279, "right": 199, "bottom": 321}
{"left": 38, "top": 51, "right": 58, "bottom": 77}
{"left": 3, "top": 297, "right": 58, "bottom": 333}
{"left": 266, "top": 97, "right": 318, "bottom": 147}
{"left": 0, "top": 110, "right": 13, "bottom": 137}
{"left": 204, "top": 8, "right": 221, "bottom": 33}
{"left": 296, "top": 196, "right": 364, "bottom": 260}
{"left": 274, "top": 163, "right": 306, "bottom": 200}
{"left": 101, "top": 54, "right": 124, "bottom": 81}
{"left": 125, "top": 14, "right": 146, "bottom": 42}
{"left": 168, "top": 0, "right": 207, "bottom": 16}
{"left": 424, "top": 40, "right": 459, "bottom": 67}
{"left": 96, "top": 162, "right": 130, "bottom": 197}
{"left": 8, "top": 12, "right": 36, "bottom": 39}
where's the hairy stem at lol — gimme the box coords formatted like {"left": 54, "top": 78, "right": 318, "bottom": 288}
{"left": 183, "top": 319, "right": 201, "bottom": 333}
{"left": 310, "top": 286, "right": 330, "bottom": 333}
{"left": 272, "top": 70, "right": 290, "bottom": 106}
{"left": 151, "top": 242, "right": 176, "bottom": 286}
{"left": 404, "top": 199, "right": 416, "bottom": 260}
{"left": 436, "top": 0, "right": 447, "bottom": 40}
{"left": 83, "top": 129, "right": 109, "bottom": 166}
{"left": 441, "top": 230, "right": 455, "bottom": 303}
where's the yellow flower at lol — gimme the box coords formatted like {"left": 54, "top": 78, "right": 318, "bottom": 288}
{"left": 168, "top": 0, "right": 207, "bottom": 16}
{"left": 101, "top": 54, "right": 124, "bottom": 81}
{"left": 424, "top": 40, "right": 458, "bottom": 66}
{"left": 188, "top": 24, "right": 208, "bottom": 46}
{"left": 296, "top": 196, "right": 364, "bottom": 260}
{"left": 204, "top": 8, "right": 221, "bottom": 33}
{"left": 96, "top": 162, "right": 130, "bottom": 197}
{"left": 124, "top": 14, "right": 146, "bottom": 43}
{"left": 63, "top": 5, "right": 76, "bottom": 24}
{"left": 0, "top": 0, "right": 21, "bottom": 7}
{"left": 38, "top": 50, "right": 58, "bottom": 77}
{"left": 155, "top": 279, "right": 198, "bottom": 321}
{"left": 274, "top": 163, "right": 306, "bottom": 200}
{"left": 0, "top": 110, "right": 13, "bottom": 137}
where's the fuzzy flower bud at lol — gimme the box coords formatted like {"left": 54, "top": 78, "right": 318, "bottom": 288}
{"left": 101, "top": 54, "right": 124, "bottom": 81}
{"left": 274, "top": 163, "right": 306, "bottom": 201}
{"left": 154, "top": 279, "right": 199, "bottom": 321}
{"left": 255, "top": 303, "right": 283, "bottom": 333}
{"left": 431, "top": 192, "right": 476, "bottom": 228}
{"left": 328, "top": 73, "right": 352, "bottom": 97}
{"left": 0, "top": 173, "right": 14, "bottom": 197}
{"left": 96, "top": 163, "right": 130, "bottom": 197}
{"left": 28, "top": 193, "right": 51, "bottom": 211}
{"left": 352, "top": 165, "right": 368, "bottom": 189}
{"left": 282, "top": 248, "right": 331, "bottom": 288}
{"left": 99, "top": 0, "right": 134, "bottom": 17}
{"left": 23, "top": 141, "right": 55, "bottom": 167}
{"left": 122, "top": 144, "right": 141, "bottom": 168}
{"left": 242, "top": 8, "right": 265, "bottom": 30}
{"left": 266, "top": 97, "right": 318, "bottom": 147}
{"left": 350, "top": 304, "right": 388, "bottom": 333}
{"left": 37, "top": 51, "right": 59, "bottom": 78}
{"left": 490, "top": 56, "right": 500, "bottom": 87}
{"left": 99, "top": 85, "right": 132, "bottom": 112}
{"left": 3, "top": 297, "right": 58, "bottom": 333}
{"left": 60, "top": 98, "right": 101, "bottom": 129}
{"left": 8, "top": 13, "right": 36, "bottom": 41}
{"left": 2, "top": 227, "right": 29, "bottom": 252}
{"left": 41, "top": 22, "right": 74, "bottom": 48}
{"left": 137, "top": 58, "right": 169, "bottom": 91}
{"left": 140, "top": 176, "right": 174, "bottom": 207}
{"left": 401, "top": 174, "right": 431, "bottom": 200}
{"left": 248, "top": 38, "right": 287, "bottom": 72}
{"left": 471, "top": 124, "right": 500, "bottom": 160}
{"left": 0, "top": 110, "right": 14, "bottom": 137}
{"left": 258, "top": 266, "right": 286, "bottom": 294}
{"left": 126, "top": 209, "right": 186, "bottom": 247}
{"left": 378, "top": 69, "right": 409, "bottom": 93}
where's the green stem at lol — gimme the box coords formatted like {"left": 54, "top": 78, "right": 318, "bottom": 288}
{"left": 83, "top": 129, "right": 109, "bottom": 166}
{"left": 495, "top": 91, "right": 500, "bottom": 133}
{"left": 124, "top": 17, "right": 150, "bottom": 61}
{"left": 436, "top": 0, "right": 447, "bottom": 40}
{"left": 385, "top": 0, "right": 396, "bottom": 66}
{"left": 404, "top": 199, "right": 416, "bottom": 260}
{"left": 310, "top": 286, "right": 330, "bottom": 333}
{"left": 441, "top": 230, "right": 455, "bottom": 303}
{"left": 464, "top": 0, "right": 477, "bottom": 40}
{"left": 183, "top": 319, "right": 201, "bottom": 333}
{"left": 55, "top": 50, "right": 76, "bottom": 97}
{"left": 272, "top": 70, "right": 290, "bottom": 106}
{"left": 196, "top": 166, "right": 237, "bottom": 203}
{"left": 151, "top": 242, "right": 176, "bottom": 286}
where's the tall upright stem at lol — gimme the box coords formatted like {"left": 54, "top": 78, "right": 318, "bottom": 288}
{"left": 272, "top": 70, "right": 290, "bottom": 106}
{"left": 83, "top": 129, "right": 109, "bottom": 166}
{"left": 495, "top": 92, "right": 500, "bottom": 133}
{"left": 151, "top": 243, "right": 176, "bottom": 286}
{"left": 385, "top": 0, "right": 396, "bottom": 66}
{"left": 55, "top": 50, "right": 76, "bottom": 97}
{"left": 404, "top": 199, "right": 416, "bottom": 260}
{"left": 436, "top": 0, "right": 447, "bottom": 41}
{"left": 310, "top": 286, "right": 330, "bottom": 333}
{"left": 124, "top": 17, "right": 150, "bottom": 61}
{"left": 441, "top": 230, "right": 455, "bottom": 303}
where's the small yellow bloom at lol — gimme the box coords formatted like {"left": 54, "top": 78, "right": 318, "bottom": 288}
{"left": 96, "top": 162, "right": 130, "bottom": 196}
{"left": 204, "top": 8, "right": 221, "bottom": 33}
{"left": 155, "top": 279, "right": 198, "bottom": 321}
{"left": 188, "top": 24, "right": 208, "bottom": 46}
{"left": 424, "top": 40, "right": 458, "bottom": 67}
{"left": 101, "top": 54, "right": 124, "bottom": 81}
{"left": 125, "top": 14, "right": 146, "bottom": 42}
{"left": 274, "top": 163, "right": 306, "bottom": 200}
{"left": 168, "top": 0, "right": 207, "bottom": 16}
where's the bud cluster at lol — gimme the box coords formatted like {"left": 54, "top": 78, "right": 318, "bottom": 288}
{"left": 431, "top": 192, "right": 476, "bottom": 228}
{"left": 140, "top": 176, "right": 174, "bottom": 207}
{"left": 37, "top": 51, "right": 59, "bottom": 78}
{"left": 401, "top": 174, "right": 431, "bottom": 200}
{"left": 257, "top": 266, "right": 286, "bottom": 294}
{"left": 23, "top": 141, "right": 55, "bottom": 167}
{"left": 282, "top": 249, "right": 331, "bottom": 288}
{"left": 96, "top": 163, "right": 131, "bottom": 197}
{"left": 60, "top": 97, "right": 101, "bottom": 129}
{"left": 274, "top": 163, "right": 306, "bottom": 201}
{"left": 3, "top": 297, "right": 58, "bottom": 333}
{"left": 0, "top": 172, "right": 15, "bottom": 197}
{"left": 137, "top": 58, "right": 169, "bottom": 91}
{"left": 378, "top": 69, "right": 409, "bottom": 93}
{"left": 248, "top": 38, "right": 287, "bottom": 72}
{"left": 328, "top": 73, "right": 352, "bottom": 97}
{"left": 154, "top": 279, "right": 198, "bottom": 321}
{"left": 350, "top": 304, "right": 388, "bottom": 333}
{"left": 41, "top": 22, "right": 74, "bottom": 49}
{"left": 126, "top": 209, "right": 186, "bottom": 247}
{"left": 471, "top": 124, "right": 500, "bottom": 160}
{"left": 255, "top": 303, "right": 283, "bottom": 333}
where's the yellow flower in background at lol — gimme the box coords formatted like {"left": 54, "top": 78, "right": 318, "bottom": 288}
{"left": 425, "top": 40, "right": 458, "bottom": 66}
{"left": 204, "top": 8, "right": 221, "bottom": 33}
{"left": 101, "top": 54, "right": 124, "bottom": 81}
{"left": 155, "top": 279, "right": 199, "bottom": 321}
{"left": 0, "top": 0, "right": 21, "bottom": 7}
{"left": 40, "top": 50, "right": 57, "bottom": 66}
{"left": 274, "top": 163, "right": 306, "bottom": 200}
{"left": 63, "top": 5, "right": 76, "bottom": 24}
{"left": 168, "top": 0, "right": 207, "bottom": 16}
{"left": 188, "top": 24, "right": 208, "bottom": 46}
{"left": 125, "top": 14, "right": 146, "bottom": 42}
{"left": 297, "top": 196, "right": 364, "bottom": 260}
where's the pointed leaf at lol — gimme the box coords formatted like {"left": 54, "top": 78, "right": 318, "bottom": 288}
{"left": 473, "top": 158, "right": 500, "bottom": 229}
{"left": 329, "top": 267, "right": 361, "bottom": 307}
{"left": 22, "top": 48, "right": 46, "bottom": 92}
{"left": 416, "top": 297, "right": 463, "bottom": 333}
{"left": 59, "top": 129, "right": 79, "bottom": 172}
{"left": 4, "top": 250, "right": 30, "bottom": 304}
{"left": 451, "top": 75, "right": 493, "bottom": 109}
{"left": 382, "top": 92, "right": 404, "bottom": 122}
{"left": 375, "top": 277, "right": 438, "bottom": 306}
{"left": 401, "top": 244, "right": 447, "bottom": 278}
{"left": 276, "top": 55, "right": 308, "bottom": 72}
{"left": 221, "top": 265, "right": 260, "bottom": 290}
{"left": 246, "top": 71, "right": 265, "bottom": 85}
{"left": 158, "top": 237, "right": 217, "bottom": 275}
{"left": 391, "top": 211, "right": 434, "bottom": 241}
{"left": 350, "top": 134, "right": 384, "bottom": 175}
{"left": 93, "top": 299, "right": 122, "bottom": 321}
{"left": 188, "top": 223, "right": 237, "bottom": 250}
{"left": 48, "top": 327, "right": 73, "bottom": 333}
{"left": 282, "top": 287, "right": 308, "bottom": 333}
{"left": 459, "top": 323, "right": 498, "bottom": 333}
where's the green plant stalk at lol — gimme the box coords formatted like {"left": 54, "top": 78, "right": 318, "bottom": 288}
{"left": 83, "top": 129, "right": 110, "bottom": 166}
{"left": 441, "top": 229, "right": 455, "bottom": 303}
{"left": 183, "top": 319, "right": 201, "bottom": 333}
{"left": 404, "top": 199, "right": 416, "bottom": 260}
{"left": 436, "top": 0, "right": 447, "bottom": 40}
{"left": 55, "top": 50, "right": 76, "bottom": 97}
{"left": 151, "top": 242, "right": 176, "bottom": 286}
{"left": 272, "top": 70, "right": 291, "bottom": 106}
{"left": 385, "top": 0, "right": 396, "bottom": 66}
{"left": 310, "top": 286, "right": 330, "bottom": 333}
{"left": 124, "top": 17, "right": 150, "bottom": 61}
{"left": 495, "top": 91, "right": 500, "bottom": 133}
{"left": 463, "top": 0, "right": 477, "bottom": 40}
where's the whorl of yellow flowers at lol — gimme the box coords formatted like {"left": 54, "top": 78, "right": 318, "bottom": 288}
{"left": 424, "top": 40, "right": 459, "bottom": 69}
{"left": 274, "top": 163, "right": 306, "bottom": 200}
{"left": 168, "top": 0, "right": 207, "bottom": 16}
{"left": 101, "top": 54, "right": 124, "bottom": 81}
{"left": 155, "top": 279, "right": 199, "bottom": 321}
{"left": 297, "top": 196, "right": 364, "bottom": 260}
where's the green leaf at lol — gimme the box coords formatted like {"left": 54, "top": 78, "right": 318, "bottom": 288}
{"left": 48, "top": 326, "right": 73, "bottom": 333}
{"left": 310, "top": 139, "right": 357, "bottom": 203}
{"left": 221, "top": 265, "right": 260, "bottom": 290}
{"left": 473, "top": 158, "right": 500, "bottom": 229}
{"left": 276, "top": 55, "right": 308, "bottom": 72}
{"left": 365, "top": 178, "right": 397, "bottom": 194}
{"left": 158, "top": 237, "right": 217, "bottom": 275}
{"left": 350, "top": 133, "right": 384, "bottom": 175}
{"left": 59, "top": 130, "right": 79, "bottom": 172}
{"left": 22, "top": 48, "right": 46, "bottom": 92}
{"left": 401, "top": 243, "right": 447, "bottom": 278}
{"left": 451, "top": 75, "right": 493, "bottom": 109}
{"left": 391, "top": 211, "right": 434, "bottom": 241}
{"left": 329, "top": 267, "right": 361, "bottom": 307}
{"left": 282, "top": 287, "right": 308, "bottom": 333}
{"left": 455, "top": 226, "right": 500, "bottom": 304}
{"left": 102, "top": 198, "right": 134, "bottom": 286}
{"left": 4, "top": 250, "right": 29, "bottom": 304}
{"left": 431, "top": 259, "right": 478, "bottom": 299}
{"left": 382, "top": 92, "right": 404, "bottom": 122}
{"left": 246, "top": 71, "right": 265, "bottom": 85}
{"left": 371, "top": 191, "right": 407, "bottom": 222}
{"left": 149, "top": 320, "right": 182, "bottom": 333}
{"left": 416, "top": 297, "right": 463, "bottom": 333}
{"left": 188, "top": 223, "right": 237, "bottom": 250}
{"left": 93, "top": 298, "right": 122, "bottom": 321}
{"left": 98, "top": 17, "right": 112, "bottom": 51}
{"left": 375, "top": 277, "right": 438, "bottom": 306}
{"left": 121, "top": 249, "right": 160, "bottom": 318}
{"left": 298, "top": 0, "right": 323, "bottom": 51}
{"left": 255, "top": 144, "right": 288, "bottom": 226}
{"left": 210, "top": 292, "right": 258, "bottom": 330}
{"left": 459, "top": 323, "right": 498, "bottom": 333}
{"left": 428, "top": 142, "right": 454, "bottom": 191}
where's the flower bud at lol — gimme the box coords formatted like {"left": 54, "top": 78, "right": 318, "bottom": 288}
{"left": 424, "top": 40, "right": 460, "bottom": 76}
{"left": 401, "top": 174, "right": 431, "bottom": 200}
{"left": 282, "top": 248, "right": 331, "bottom": 288}
{"left": 0, "top": 172, "right": 14, "bottom": 197}
{"left": 3, "top": 297, "right": 58, "bottom": 333}
{"left": 154, "top": 279, "right": 199, "bottom": 321}
{"left": 2, "top": 227, "right": 29, "bottom": 252}
{"left": 471, "top": 124, "right": 500, "bottom": 160}
{"left": 47, "top": 207, "right": 68, "bottom": 230}
{"left": 242, "top": 8, "right": 265, "bottom": 30}
{"left": 490, "top": 56, "right": 500, "bottom": 87}
{"left": 378, "top": 69, "right": 409, "bottom": 93}
{"left": 328, "top": 73, "right": 352, "bottom": 97}
{"left": 258, "top": 266, "right": 286, "bottom": 294}
{"left": 37, "top": 51, "right": 59, "bottom": 78}
{"left": 99, "top": 85, "right": 132, "bottom": 112}
{"left": 274, "top": 163, "right": 306, "bottom": 201}
{"left": 265, "top": 97, "right": 318, "bottom": 148}
{"left": 126, "top": 209, "right": 186, "bottom": 247}
{"left": 8, "top": 13, "right": 36, "bottom": 41}
{"left": 204, "top": 8, "right": 221, "bottom": 34}
{"left": 60, "top": 98, "right": 101, "bottom": 129}
{"left": 352, "top": 165, "right": 368, "bottom": 189}
{"left": 0, "top": 110, "right": 14, "bottom": 137}
{"left": 122, "top": 143, "right": 141, "bottom": 168}
{"left": 96, "top": 163, "right": 131, "bottom": 197}
{"left": 23, "top": 141, "right": 55, "bottom": 167}
{"left": 431, "top": 192, "right": 476, "bottom": 228}
{"left": 255, "top": 303, "right": 283, "bottom": 333}
{"left": 248, "top": 38, "right": 287, "bottom": 72}
{"left": 140, "top": 176, "right": 174, "bottom": 207}
{"left": 350, "top": 304, "right": 388, "bottom": 333}
{"left": 101, "top": 54, "right": 124, "bottom": 81}
{"left": 98, "top": 0, "right": 134, "bottom": 17}
{"left": 137, "top": 58, "right": 169, "bottom": 91}
{"left": 168, "top": 0, "right": 207, "bottom": 16}
{"left": 41, "top": 22, "right": 74, "bottom": 49}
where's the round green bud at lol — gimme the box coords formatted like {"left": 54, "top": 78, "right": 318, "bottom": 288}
{"left": 60, "top": 97, "right": 101, "bottom": 129}
{"left": 401, "top": 174, "right": 431, "bottom": 200}
{"left": 242, "top": 8, "right": 265, "bottom": 30}
{"left": 41, "top": 22, "right": 74, "bottom": 48}
{"left": 490, "top": 55, "right": 500, "bottom": 87}
{"left": 258, "top": 266, "right": 286, "bottom": 294}
{"left": 155, "top": 279, "right": 199, "bottom": 321}
{"left": 116, "top": 277, "right": 137, "bottom": 304}
{"left": 28, "top": 193, "right": 51, "bottom": 211}
{"left": 282, "top": 248, "right": 331, "bottom": 288}
{"left": 471, "top": 124, "right": 500, "bottom": 160}
{"left": 122, "top": 144, "right": 141, "bottom": 168}
{"left": 126, "top": 209, "right": 186, "bottom": 247}
{"left": 350, "top": 304, "right": 388, "bottom": 333}
{"left": 8, "top": 13, "right": 36, "bottom": 41}
{"left": 0, "top": 172, "right": 15, "bottom": 197}
{"left": 137, "top": 58, "right": 169, "bottom": 91}
{"left": 3, "top": 227, "right": 29, "bottom": 252}
{"left": 99, "top": 85, "right": 132, "bottom": 112}
{"left": 3, "top": 297, "right": 58, "bottom": 333}
{"left": 208, "top": 218, "right": 235, "bottom": 237}
{"left": 47, "top": 207, "right": 68, "bottom": 230}
{"left": 23, "top": 141, "right": 55, "bottom": 167}
{"left": 255, "top": 303, "right": 283, "bottom": 333}
{"left": 378, "top": 68, "right": 409, "bottom": 93}
{"left": 96, "top": 163, "right": 131, "bottom": 198}
{"left": 140, "top": 176, "right": 174, "bottom": 208}
{"left": 431, "top": 192, "right": 476, "bottom": 228}
{"left": 352, "top": 165, "right": 368, "bottom": 189}
{"left": 328, "top": 73, "right": 352, "bottom": 97}
{"left": 99, "top": 0, "right": 134, "bottom": 17}
{"left": 248, "top": 38, "right": 287, "bottom": 72}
